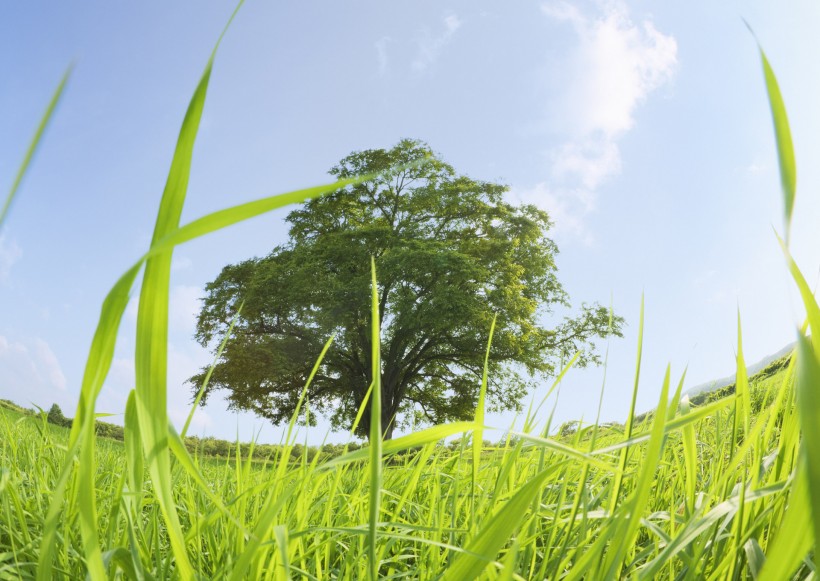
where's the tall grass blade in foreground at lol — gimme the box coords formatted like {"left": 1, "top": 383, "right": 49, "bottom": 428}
{"left": 609, "top": 293, "right": 644, "bottom": 514}
{"left": 471, "top": 313, "right": 497, "bottom": 530}
{"left": 794, "top": 335, "right": 820, "bottom": 550}
{"left": 368, "top": 256, "right": 383, "bottom": 581}
{"left": 747, "top": 27, "right": 797, "bottom": 242}
{"left": 133, "top": 28, "right": 223, "bottom": 581}
{"left": 756, "top": 34, "right": 814, "bottom": 579}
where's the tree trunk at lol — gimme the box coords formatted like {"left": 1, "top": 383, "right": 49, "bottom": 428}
{"left": 358, "top": 382, "right": 400, "bottom": 441}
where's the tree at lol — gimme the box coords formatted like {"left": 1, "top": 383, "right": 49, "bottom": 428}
{"left": 191, "top": 139, "right": 623, "bottom": 440}
{"left": 47, "top": 403, "right": 70, "bottom": 428}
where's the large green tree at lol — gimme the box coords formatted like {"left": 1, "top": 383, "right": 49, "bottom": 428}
{"left": 191, "top": 139, "right": 622, "bottom": 440}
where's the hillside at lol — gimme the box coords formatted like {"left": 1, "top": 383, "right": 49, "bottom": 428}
{"left": 684, "top": 341, "right": 796, "bottom": 399}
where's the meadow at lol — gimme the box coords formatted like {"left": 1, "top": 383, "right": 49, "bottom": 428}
{"left": 2, "top": 9, "right": 820, "bottom": 581}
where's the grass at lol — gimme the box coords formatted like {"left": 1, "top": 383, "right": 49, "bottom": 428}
{"left": 0, "top": 352, "right": 808, "bottom": 579}
{"left": 2, "top": 8, "right": 819, "bottom": 581}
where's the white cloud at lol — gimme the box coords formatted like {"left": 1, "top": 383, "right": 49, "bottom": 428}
{"left": 0, "top": 236, "right": 22, "bottom": 282}
{"left": 375, "top": 36, "right": 391, "bottom": 75}
{"left": 546, "top": 0, "right": 677, "bottom": 138}
{"left": 746, "top": 161, "right": 767, "bottom": 174}
{"left": 170, "top": 285, "right": 202, "bottom": 333}
{"left": 171, "top": 255, "right": 193, "bottom": 272}
{"left": 412, "top": 13, "right": 462, "bottom": 72}
{"left": 551, "top": 137, "right": 622, "bottom": 191}
{"left": 32, "top": 338, "right": 67, "bottom": 391}
{"left": 526, "top": 1, "right": 677, "bottom": 238}
{"left": 0, "top": 336, "right": 68, "bottom": 407}
{"left": 510, "top": 182, "right": 594, "bottom": 244}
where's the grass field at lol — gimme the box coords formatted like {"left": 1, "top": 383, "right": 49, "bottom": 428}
{"left": 0, "top": 350, "right": 811, "bottom": 580}
{"left": 2, "top": 9, "right": 820, "bottom": 581}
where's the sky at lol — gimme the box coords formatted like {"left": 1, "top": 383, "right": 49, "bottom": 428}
{"left": 1, "top": 0, "right": 819, "bottom": 444}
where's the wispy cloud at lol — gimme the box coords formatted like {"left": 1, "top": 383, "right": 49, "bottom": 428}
{"left": 375, "top": 36, "right": 392, "bottom": 75}
{"left": 515, "top": 1, "right": 677, "bottom": 240}
{"left": 412, "top": 13, "right": 462, "bottom": 72}
{"left": 169, "top": 285, "right": 202, "bottom": 333}
{"left": 0, "top": 236, "right": 22, "bottom": 282}
{"left": 0, "top": 336, "right": 68, "bottom": 407}
{"left": 543, "top": 0, "right": 677, "bottom": 138}
{"left": 171, "top": 255, "right": 193, "bottom": 272}
{"left": 33, "top": 338, "right": 67, "bottom": 390}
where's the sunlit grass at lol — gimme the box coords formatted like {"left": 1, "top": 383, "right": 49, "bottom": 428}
{"left": 1, "top": 8, "right": 818, "bottom": 581}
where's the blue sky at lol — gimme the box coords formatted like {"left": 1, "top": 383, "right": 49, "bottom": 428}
{"left": 1, "top": 0, "right": 818, "bottom": 443}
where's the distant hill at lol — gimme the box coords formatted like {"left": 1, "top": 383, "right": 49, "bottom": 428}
{"left": 684, "top": 341, "right": 796, "bottom": 399}
{"left": 625, "top": 341, "right": 795, "bottom": 427}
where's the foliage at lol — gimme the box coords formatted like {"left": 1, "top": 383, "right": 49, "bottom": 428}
{"left": 46, "top": 403, "right": 70, "bottom": 428}
{"left": 192, "top": 139, "right": 622, "bottom": 439}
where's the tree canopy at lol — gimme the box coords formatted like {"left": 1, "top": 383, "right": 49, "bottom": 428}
{"left": 191, "top": 139, "right": 623, "bottom": 439}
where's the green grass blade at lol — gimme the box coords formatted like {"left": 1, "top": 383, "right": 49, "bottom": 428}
{"left": 124, "top": 389, "right": 144, "bottom": 513}
{"left": 134, "top": 6, "right": 243, "bottom": 575}
{"left": 442, "top": 466, "right": 560, "bottom": 581}
{"left": 472, "top": 313, "right": 497, "bottom": 529}
{"left": 777, "top": 233, "right": 820, "bottom": 350}
{"left": 272, "top": 334, "right": 336, "bottom": 487}
{"left": 610, "top": 294, "right": 644, "bottom": 512}
{"left": 182, "top": 302, "right": 243, "bottom": 438}
{"left": 368, "top": 256, "right": 383, "bottom": 581}
{"left": 319, "top": 422, "right": 478, "bottom": 470}
{"left": 757, "top": 470, "right": 812, "bottom": 581}
{"left": 640, "top": 480, "right": 788, "bottom": 579}
{"left": 795, "top": 334, "right": 820, "bottom": 548}
{"left": 592, "top": 396, "right": 733, "bottom": 456}
{"left": 2, "top": 67, "right": 71, "bottom": 231}
{"left": 680, "top": 395, "right": 698, "bottom": 513}
{"left": 133, "top": 58, "right": 213, "bottom": 581}
{"left": 38, "top": 262, "right": 141, "bottom": 580}
{"left": 227, "top": 484, "right": 300, "bottom": 581}
{"left": 753, "top": 38, "right": 796, "bottom": 241}
{"left": 601, "top": 363, "right": 671, "bottom": 579}
{"left": 736, "top": 311, "right": 752, "bottom": 437}
{"left": 507, "top": 431, "right": 619, "bottom": 472}
{"left": 273, "top": 525, "right": 291, "bottom": 581}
